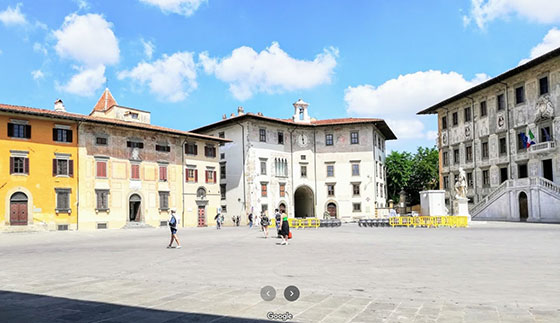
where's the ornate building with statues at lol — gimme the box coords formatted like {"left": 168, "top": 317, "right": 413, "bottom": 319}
{"left": 192, "top": 99, "right": 396, "bottom": 223}
{"left": 418, "top": 47, "right": 560, "bottom": 222}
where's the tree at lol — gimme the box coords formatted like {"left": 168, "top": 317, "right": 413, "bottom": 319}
{"left": 385, "top": 151, "right": 413, "bottom": 203}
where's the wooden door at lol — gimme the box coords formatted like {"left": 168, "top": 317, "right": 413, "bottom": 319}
{"left": 197, "top": 206, "right": 206, "bottom": 227}
{"left": 10, "top": 202, "right": 27, "bottom": 225}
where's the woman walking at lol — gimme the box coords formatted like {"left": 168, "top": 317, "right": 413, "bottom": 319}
{"left": 279, "top": 210, "right": 290, "bottom": 245}
{"left": 167, "top": 209, "right": 181, "bottom": 249}
{"left": 261, "top": 211, "right": 270, "bottom": 238}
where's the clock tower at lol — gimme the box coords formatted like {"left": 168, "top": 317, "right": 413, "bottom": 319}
{"left": 292, "top": 98, "right": 311, "bottom": 123}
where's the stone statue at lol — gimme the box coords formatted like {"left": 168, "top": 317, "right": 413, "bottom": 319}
{"left": 454, "top": 167, "right": 468, "bottom": 199}
{"left": 534, "top": 95, "right": 554, "bottom": 123}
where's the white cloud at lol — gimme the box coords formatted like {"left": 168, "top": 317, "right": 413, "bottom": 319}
{"left": 57, "top": 65, "right": 106, "bottom": 96}
{"left": 118, "top": 52, "right": 197, "bottom": 102}
{"left": 142, "top": 39, "right": 155, "bottom": 59}
{"left": 31, "top": 69, "right": 44, "bottom": 80}
{"left": 139, "top": 0, "right": 206, "bottom": 17}
{"left": 33, "top": 42, "right": 47, "bottom": 55}
{"left": 73, "top": 0, "right": 90, "bottom": 10}
{"left": 54, "top": 13, "right": 119, "bottom": 67}
{"left": 0, "top": 3, "right": 27, "bottom": 26}
{"left": 199, "top": 42, "right": 338, "bottom": 100}
{"left": 519, "top": 27, "right": 560, "bottom": 65}
{"left": 464, "top": 0, "right": 560, "bottom": 29}
{"left": 344, "top": 70, "right": 490, "bottom": 139}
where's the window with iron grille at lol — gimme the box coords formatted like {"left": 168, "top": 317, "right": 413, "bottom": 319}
{"left": 159, "top": 191, "right": 169, "bottom": 210}
{"left": 96, "top": 190, "right": 109, "bottom": 211}
{"left": 127, "top": 141, "right": 144, "bottom": 149}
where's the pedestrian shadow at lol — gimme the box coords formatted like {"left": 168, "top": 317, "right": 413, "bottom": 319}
{"left": 0, "top": 290, "right": 270, "bottom": 322}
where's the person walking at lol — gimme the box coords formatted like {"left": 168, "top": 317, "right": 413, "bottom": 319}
{"left": 248, "top": 212, "right": 253, "bottom": 229}
{"left": 261, "top": 211, "right": 270, "bottom": 238}
{"left": 167, "top": 209, "right": 181, "bottom": 249}
{"left": 214, "top": 212, "right": 221, "bottom": 229}
{"left": 274, "top": 209, "right": 281, "bottom": 238}
{"left": 279, "top": 210, "right": 290, "bottom": 245}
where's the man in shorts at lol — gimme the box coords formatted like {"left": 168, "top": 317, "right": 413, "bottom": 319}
{"left": 167, "top": 209, "right": 181, "bottom": 249}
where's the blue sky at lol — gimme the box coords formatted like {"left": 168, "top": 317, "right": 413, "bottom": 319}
{"left": 1, "top": 0, "right": 560, "bottom": 152}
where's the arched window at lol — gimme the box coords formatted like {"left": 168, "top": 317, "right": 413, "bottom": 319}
{"left": 10, "top": 192, "right": 28, "bottom": 202}
{"left": 197, "top": 187, "right": 207, "bottom": 199}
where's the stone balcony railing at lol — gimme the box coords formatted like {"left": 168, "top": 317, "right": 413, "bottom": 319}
{"left": 529, "top": 140, "right": 556, "bottom": 154}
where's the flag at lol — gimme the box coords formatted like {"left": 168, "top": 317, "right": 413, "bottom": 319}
{"left": 520, "top": 132, "right": 528, "bottom": 148}
{"left": 527, "top": 130, "right": 536, "bottom": 147}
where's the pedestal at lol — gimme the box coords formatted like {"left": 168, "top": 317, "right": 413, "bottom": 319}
{"left": 419, "top": 190, "right": 447, "bottom": 216}
{"left": 453, "top": 197, "right": 471, "bottom": 222}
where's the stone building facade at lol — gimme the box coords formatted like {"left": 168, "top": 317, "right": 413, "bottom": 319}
{"left": 418, "top": 48, "right": 560, "bottom": 222}
{"left": 192, "top": 99, "right": 396, "bottom": 223}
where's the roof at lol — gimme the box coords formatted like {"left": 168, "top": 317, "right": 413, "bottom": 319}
{"left": 417, "top": 45, "right": 560, "bottom": 115}
{"left": 0, "top": 103, "right": 230, "bottom": 143}
{"left": 92, "top": 88, "right": 117, "bottom": 113}
{"left": 191, "top": 112, "right": 397, "bottom": 140}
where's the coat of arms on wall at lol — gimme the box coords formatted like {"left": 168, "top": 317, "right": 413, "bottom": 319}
{"left": 497, "top": 114, "right": 505, "bottom": 130}
{"left": 441, "top": 131, "right": 448, "bottom": 146}
{"left": 534, "top": 95, "right": 554, "bottom": 123}
{"left": 464, "top": 125, "right": 471, "bottom": 139}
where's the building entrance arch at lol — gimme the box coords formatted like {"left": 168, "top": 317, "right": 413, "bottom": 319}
{"left": 294, "top": 186, "right": 314, "bottom": 218}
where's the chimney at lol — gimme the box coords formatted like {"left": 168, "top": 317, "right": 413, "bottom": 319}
{"left": 237, "top": 106, "right": 244, "bottom": 115}
{"left": 54, "top": 99, "right": 66, "bottom": 112}
{"left": 230, "top": 113, "right": 235, "bottom": 118}
{"left": 222, "top": 114, "right": 227, "bottom": 120}
{"left": 257, "top": 112, "right": 263, "bottom": 116}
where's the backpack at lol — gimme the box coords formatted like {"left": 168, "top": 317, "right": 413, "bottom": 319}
{"left": 169, "top": 215, "right": 177, "bottom": 228}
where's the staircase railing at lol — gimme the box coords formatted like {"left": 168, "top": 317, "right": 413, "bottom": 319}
{"left": 470, "top": 179, "right": 512, "bottom": 217}
{"left": 532, "top": 177, "right": 560, "bottom": 197}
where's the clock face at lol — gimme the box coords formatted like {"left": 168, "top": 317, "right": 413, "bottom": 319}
{"left": 297, "top": 134, "right": 309, "bottom": 147}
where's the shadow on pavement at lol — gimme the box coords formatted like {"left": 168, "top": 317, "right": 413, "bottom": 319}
{"left": 0, "top": 290, "right": 269, "bottom": 323}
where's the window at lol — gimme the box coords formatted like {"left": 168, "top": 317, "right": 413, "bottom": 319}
{"left": 221, "top": 205, "right": 227, "bottom": 213}
{"left": 515, "top": 86, "right": 525, "bottom": 104}
{"left": 53, "top": 159, "right": 74, "bottom": 177}
{"left": 220, "top": 153, "right": 225, "bottom": 159}
{"left": 452, "top": 112, "right": 458, "bottom": 126}
{"left": 301, "top": 155, "right": 306, "bottom": 160}
{"left": 464, "top": 107, "right": 471, "bottom": 122}
{"left": 259, "top": 129, "right": 266, "bottom": 142}
{"left": 131, "top": 164, "right": 140, "bottom": 180}
{"left": 497, "top": 94, "right": 505, "bottom": 110}
{"left": 540, "top": 126, "right": 553, "bottom": 142}
{"left": 96, "top": 160, "right": 107, "bottom": 178}
{"left": 218, "top": 132, "right": 225, "bottom": 146}
{"left": 185, "top": 142, "right": 198, "bottom": 155}
{"left": 220, "top": 184, "right": 226, "bottom": 200}
{"left": 325, "top": 134, "right": 334, "bottom": 146}
{"left": 326, "top": 164, "right": 334, "bottom": 177}
{"left": 352, "top": 183, "right": 360, "bottom": 196}
{"left": 159, "top": 165, "right": 168, "bottom": 181}
{"left": 159, "top": 191, "right": 169, "bottom": 210}
{"left": 453, "top": 149, "right": 459, "bottom": 165}
{"left": 352, "top": 163, "right": 360, "bottom": 176}
{"left": 96, "top": 137, "right": 108, "bottom": 145}
{"left": 204, "top": 146, "right": 216, "bottom": 158}
{"left": 260, "top": 159, "right": 267, "bottom": 175}
{"left": 7, "top": 123, "right": 31, "bottom": 139}
{"left": 301, "top": 165, "right": 307, "bottom": 177}
{"left": 480, "top": 101, "right": 487, "bottom": 117}
{"left": 205, "top": 170, "right": 216, "bottom": 184}
{"left": 53, "top": 128, "right": 72, "bottom": 143}
{"left": 127, "top": 141, "right": 144, "bottom": 149}
{"left": 482, "top": 142, "right": 489, "bottom": 159}
{"left": 443, "top": 151, "right": 449, "bottom": 166}
{"left": 186, "top": 168, "right": 198, "bottom": 182}
{"left": 10, "top": 156, "right": 28, "bottom": 174}
{"left": 500, "top": 167, "right": 508, "bottom": 184}
{"left": 261, "top": 183, "right": 267, "bottom": 197}
{"left": 350, "top": 131, "right": 359, "bottom": 144}
{"left": 129, "top": 112, "right": 139, "bottom": 119}
{"left": 518, "top": 164, "right": 528, "bottom": 179}
{"left": 155, "top": 144, "right": 170, "bottom": 152}
{"left": 95, "top": 190, "right": 109, "bottom": 211}
{"left": 441, "top": 116, "right": 447, "bottom": 130}
{"left": 279, "top": 183, "right": 286, "bottom": 197}
{"left": 55, "top": 189, "right": 71, "bottom": 212}
{"left": 467, "top": 172, "right": 473, "bottom": 188}
{"left": 499, "top": 137, "right": 507, "bottom": 156}
{"left": 220, "top": 163, "right": 226, "bottom": 179}
{"left": 352, "top": 203, "right": 361, "bottom": 212}
{"left": 278, "top": 132, "right": 284, "bottom": 144}
{"left": 539, "top": 76, "right": 549, "bottom": 95}
{"left": 465, "top": 146, "right": 473, "bottom": 163}
{"left": 443, "top": 175, "right": 449, "bottom": 189}
{"left": 482, "top": 170, "right": 490, "bottom": 187}
{"left": 517, "top": 131, "right": 526, "bottom": 151}
{"left": 327, "top": 184, "right": 335, "bottom": 196}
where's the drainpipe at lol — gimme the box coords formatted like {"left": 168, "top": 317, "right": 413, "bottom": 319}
{"left": 76, "top": 121, "right": 81, "bottom": 231}
{"left": 313, "top": 128, "right": 317, "bottom": 217}
{"left": 181, "top": 137, "right": 187, "bottom": 228}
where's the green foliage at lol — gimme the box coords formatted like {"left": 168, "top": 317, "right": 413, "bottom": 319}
{"left": 386, "top": 146, "right": 439, "bottom": 205}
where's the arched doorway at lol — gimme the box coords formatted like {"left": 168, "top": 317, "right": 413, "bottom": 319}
{"left": 10, "top": 192, "right": 28, "bottom": 226}
{"left": 519, "top": 192, "right": 528, "bottom": 222}
{"left": 129, "top": 194, "right": 142, "bottom": 222}
{"left": 327, "top": 202, "right": 337, "bottom": 218}
{"left": 294, "top": 186, "right": 314, "bottom": 218}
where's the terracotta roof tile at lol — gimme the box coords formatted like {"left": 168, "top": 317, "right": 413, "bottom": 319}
{"left": 92, "top": 88, "right": 117, "bottom": 112}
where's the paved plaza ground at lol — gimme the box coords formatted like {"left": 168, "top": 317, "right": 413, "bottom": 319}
{"left": 1, "top": 222, "right": 559, "bottom": 322}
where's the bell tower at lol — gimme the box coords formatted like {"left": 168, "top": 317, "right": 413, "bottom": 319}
{"left": 292, "top": 99, "right": 311, "bottom": 123}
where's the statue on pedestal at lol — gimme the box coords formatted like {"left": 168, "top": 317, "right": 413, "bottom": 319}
{"left": 454, "top": 167, "right": 468, "bottom": 199}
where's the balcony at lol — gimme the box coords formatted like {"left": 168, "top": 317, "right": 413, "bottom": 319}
{"left": 529, "top": 140, "right": 556, "bottom": 154}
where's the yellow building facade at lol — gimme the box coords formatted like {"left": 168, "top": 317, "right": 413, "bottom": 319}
{"left": 0, "top": 104, "right": 79, "bottom": 231}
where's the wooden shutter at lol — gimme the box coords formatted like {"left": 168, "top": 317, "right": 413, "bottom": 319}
{"left": 69, "top": 160, "right": 74, "bottom": 177}
{"left": 24, "top": 158, "right": 29, "bottom": 174}
{"left": 67, "top": 130, "right": 73, "bottom": 143}
{"left": 25, "top": 125, "right": 31, "bottom": 139}
{"left": 7, "top": 123, "right": 13, "bottom": 137}
{"left": 53, "top": 159, "right": 57, "bottom": 176}
{"left": 213, "top": 171, "right": 216, "bottom": 183}
{"left": 185, "top": 169, "right": 188, "bottom": 182}
{"left": 205, "top": 171, "right": 208, "bottom": 183}
{"left": 9, "top": 157, "right": 14, "bottom": 174}
{"left": 53, "top": 128, "right": 58, "bottom": 141}
{"left": 194, "top": 144, "right": 198, "bottom": 155}
{"left": 195, "top": 169, "right": 198, "bottom": 182}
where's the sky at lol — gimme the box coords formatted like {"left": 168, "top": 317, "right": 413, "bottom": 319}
{"left": 1, "top": 0, "right": 560, "bottom": 152}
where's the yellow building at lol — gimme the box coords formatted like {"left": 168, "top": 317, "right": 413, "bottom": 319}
{"left": 0, "top": 101, "right": 79, "bottom": 231}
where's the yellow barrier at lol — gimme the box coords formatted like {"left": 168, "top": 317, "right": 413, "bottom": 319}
{"left": 390, "top": 216, "right": 468, "bottom": 228}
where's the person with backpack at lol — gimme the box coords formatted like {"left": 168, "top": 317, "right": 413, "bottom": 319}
{"left": 279, "top": 210, "right": 290, "bottom": 245}
{"left": 261, "top": 211, "right": 270, "bottom": 238}
{"left": 214, "top": 212, "right": 221, "bottom": 230}
{"left": 167, "top": 209, "right": 181, "bottom": 249}
{"left": 275, "top": 209, "right": 281, "bottom": 238}
{"left": 248, "top": 212, "right": 253, "bottom": 229}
